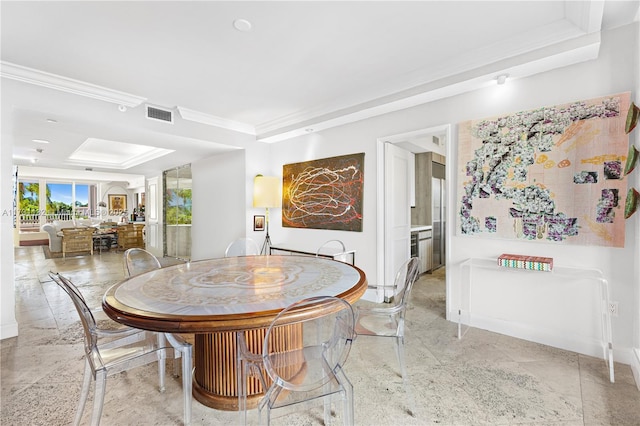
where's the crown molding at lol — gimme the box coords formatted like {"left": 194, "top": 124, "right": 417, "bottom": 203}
{"left": 0, "top": 61, "right": 147, "bottom": 107}
{"left": 17, "top": 165, "right": 144, "bottom": 184}
{"left": 177, "top": 106, "right": 256, "bottom": 135}
{"left": 565, "top": 0, "right": 605, "bottom": 34}
{"left": 64, "top": 146, "right": 173, "bottom": 170}
{"left": 256, "top": 12, "right": 599, "bottom": 139}
{"left": 257, "top": 32, "right": 601, "bottom": 143}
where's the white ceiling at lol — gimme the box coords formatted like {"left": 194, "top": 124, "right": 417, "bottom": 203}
{"left": 2, "top": 1, "right": 639, "bottom": 180}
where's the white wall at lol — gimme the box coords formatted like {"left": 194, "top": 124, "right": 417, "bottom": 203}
{"left": 268, "top": 130, "right": 378, "bottom": 283}
{"left": 191, "top": 149, "right": 247, "bottom": 260}
{"left": 190, "top": 142, "right": 273, "bottom": 260}
{"left": 267, "top": 23, "right": 639, "bottom": 365}
{"left": 630, "top": 21, "right": 640, "bottom": 389}
{"left": 244, "top": 141, "right": 277, "bottom": 249}
{"left": 99, "top": 181, "right": 134, "bottom": 222}
{"left": 444, "top": 23, "right": 638, "bottom": 364}
{"left": 1, "top": 136, "right": 18, "bottom": 339}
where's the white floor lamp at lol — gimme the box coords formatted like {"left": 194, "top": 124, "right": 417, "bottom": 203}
{"left": 253, "top": 175, "right": 280, "bottom": 255}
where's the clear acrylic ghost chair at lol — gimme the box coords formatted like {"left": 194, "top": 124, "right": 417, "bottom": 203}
{"left": 236, "top": 329, "right": 268, "bottom": 425}
{"left": 123, "top": 248, "right": 193, "bottom": 425}
{"left": 237, "top": 296, "right": 356, "bottom": 426}
{"left": 354, "top": 257, "right": 420, "bottom": 416}
{"left": 225, "top": 238, "right": 260, "bottom": 257}
{"left": 123, "top": 247, "right": 162, "bottom": 276}
{"left": 49, "top": 272, "right": 185, "bottom": 426}
{"left": 315, "top": 239, "right": 349, "bottom": 262}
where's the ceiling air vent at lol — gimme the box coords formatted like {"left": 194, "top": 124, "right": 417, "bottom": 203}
{"left": 146, "top": 105, "right": 174, "bottom": 124}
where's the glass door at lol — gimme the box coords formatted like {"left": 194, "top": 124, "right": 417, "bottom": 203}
{"left": 163, "top": 164, "right": 192, "bottom": 260}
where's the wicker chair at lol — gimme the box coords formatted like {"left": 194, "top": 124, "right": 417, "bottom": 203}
{"left": 116, "top": 224, "right": 144, "bottom": 251}
{"left": 61, "top": 227, "right": 94, "bottom": 258}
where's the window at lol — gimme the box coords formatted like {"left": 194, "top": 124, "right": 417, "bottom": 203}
{"left": 47, "top": 183, "right": 73, "bottom": 215}
{"left": 17, "top": 178, "right": 98, "bottom": 231}
{"left": 19, "top": 181, "right": 41, "bottom": 231}
{"left": 19, "top": 181, "right": 40, "bottom": 215}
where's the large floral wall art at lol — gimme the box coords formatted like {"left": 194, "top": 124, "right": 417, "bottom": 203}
{"left": 457, "top": 92, "right": 631, "bottom": 247}
{"left": 282, "top": 153, "right": 364, "bottom": 231}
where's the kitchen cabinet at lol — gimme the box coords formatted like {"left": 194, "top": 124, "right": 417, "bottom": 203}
{"left": 418, "top": 229, "right": 432, "bottom": 273}
{"left": 411, "top": 226, "right": 432, "bottom": 274}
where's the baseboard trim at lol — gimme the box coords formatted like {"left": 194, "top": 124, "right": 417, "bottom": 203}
{"left": 631, "top": 348, "right": 640, "bottom": 391}
{"left": 1, "top": 322, "right": 19, "bottom": 340}
{"left": 451, "top": 311, "right": 634, "bottom": 365}
{"left": 19, "top": 239, "right": 48, "bottom": 246}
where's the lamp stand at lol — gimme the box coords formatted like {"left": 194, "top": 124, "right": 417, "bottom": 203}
{"left": 260, "top": 207, "right": 273, "bottom": 255}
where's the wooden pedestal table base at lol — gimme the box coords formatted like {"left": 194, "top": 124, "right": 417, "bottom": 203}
{"left": 193, "top": 323, "right": 303, "bottom": 411}
{"left": 102, "top": 256, "right": 368, "bottom": 412}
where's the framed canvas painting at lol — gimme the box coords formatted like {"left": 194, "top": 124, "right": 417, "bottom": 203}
{"left": 108, "top": 194, "right": 127, "bottom": 214}
{"left": 457, "top": 92, "right": 630, "bottom": 247}
{"left": 282, "top": 153, "right": 364, "bottom": 231}
{"left": 253, "top": 215, "right": 265, "bottom": 231}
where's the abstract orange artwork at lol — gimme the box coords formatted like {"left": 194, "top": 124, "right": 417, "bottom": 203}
{"left": 282, "top": 153, "right": 364, "bottom": 231}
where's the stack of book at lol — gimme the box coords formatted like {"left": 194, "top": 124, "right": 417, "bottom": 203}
{"left": 497, "top": 253, "right": 553, "bottom": 271}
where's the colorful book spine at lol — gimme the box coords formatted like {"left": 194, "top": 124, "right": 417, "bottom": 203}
{"left": 497, "top": 254, "right": 553, "bottom": 271}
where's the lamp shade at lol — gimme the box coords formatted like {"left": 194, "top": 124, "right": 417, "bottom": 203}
{"left": 253, "top": 175, "right": 280, "bottom": 208}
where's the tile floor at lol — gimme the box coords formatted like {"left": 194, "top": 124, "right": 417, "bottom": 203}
{"left": 2, "top": 246, "right": 639, "bottom": 425}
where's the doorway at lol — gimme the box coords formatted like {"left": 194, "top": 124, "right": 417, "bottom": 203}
{"left": 377, "top": 124, "right": 451, "bottom": 314}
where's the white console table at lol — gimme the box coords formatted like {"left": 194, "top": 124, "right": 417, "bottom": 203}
{"left": 269, "top": 245, "right": 355, "bottom": 265}
{"left": 458, "top": 257, "right": 614, "bottom": 383}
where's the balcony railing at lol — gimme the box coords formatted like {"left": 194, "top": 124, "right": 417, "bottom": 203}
{"left": 18, "top": 213, "right": 83, "bottom": 232}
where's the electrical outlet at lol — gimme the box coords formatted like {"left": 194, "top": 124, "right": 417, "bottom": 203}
{"left": 608, "top": 301, "right": 619, "bottom": 317}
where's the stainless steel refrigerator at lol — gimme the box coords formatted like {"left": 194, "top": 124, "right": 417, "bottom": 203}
{"left": 431, "top": 162, "right": 446, "bottom": 270}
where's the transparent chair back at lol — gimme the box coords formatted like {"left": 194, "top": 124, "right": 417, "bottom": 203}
{"left": 49, "top": 272, "right": 183, "bottom": 425}
{"left": 225, "top": 238, "right": 260, "bottom": 257}
{"left": 122, "top": 249, "right": 194, "bottom": 425}
{"left": 354, "top": 257, "right": 420, "bottom": 416}
{"left": 388, "top": 256, "right": 420, "bottom": 308}
{"left": 259, "top": 296, "right": 356, "bottom": 425}
{"left": 123, "top": 247, "right": 162, "bottom": 277}
{"left": 315, "top": 239, "right": 348, "bottom": 262}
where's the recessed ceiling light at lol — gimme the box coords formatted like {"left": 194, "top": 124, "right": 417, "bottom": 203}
{"left": 32, "top": 139, "right": 49, "bottom": 144}
{"left": 118, "top": 104, "right": 127, "bottom": 112}
{"left": 496, "top": 74, "right": 509, "bottom": 85}
{"left": 233, "top": 19, "right": 252, "bottom": 32}
{"left": 46, "top": 118, "right": 57, "bottom": 123}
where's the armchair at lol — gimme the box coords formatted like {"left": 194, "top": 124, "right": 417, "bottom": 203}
{"left": 117, "top": 223, "right": 145, "bottom": 251}
{"left": 61, "top": 227, "right": 94, "bottom": 258}
{"left": 41, "top": 220, "right": 76, "bottom": 252}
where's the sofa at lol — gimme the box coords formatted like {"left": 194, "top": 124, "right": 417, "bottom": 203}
{"left": 41, "top": 218, "right": 101, "bottom": 253}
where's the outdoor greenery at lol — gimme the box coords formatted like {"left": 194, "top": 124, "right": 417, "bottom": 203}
{"left": 19, "top": 182, "right": 88, "bottom": 215}
{"left": 166, "top": 188, "right": 192, "bottom": 224}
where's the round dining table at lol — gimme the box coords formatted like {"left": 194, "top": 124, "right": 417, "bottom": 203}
{"left": 102, "top": 255, "right": 367, "bottom": 411}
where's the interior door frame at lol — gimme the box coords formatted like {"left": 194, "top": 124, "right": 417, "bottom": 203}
{"left": 377, "top": 124, "right": 452, "bottom": 315}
